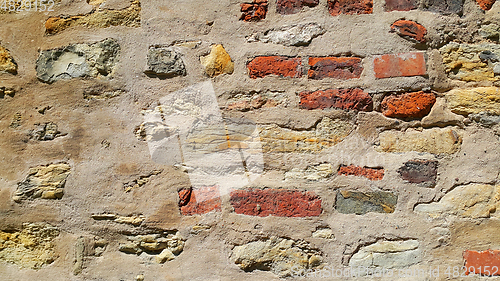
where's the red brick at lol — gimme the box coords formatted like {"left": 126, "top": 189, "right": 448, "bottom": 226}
{"left": 373, "top": 52, "right": 426, "bottom": 79}
{"left": 381, "top": 91, "right": 436, "bottom": 119}
{"left": 230, "top": 189, "right": 322, "bottom": 217}
{"left": 178, "top": 186, "right": 221, "bottom": 215}
{"left": 390, "top": 20, "right": 427, "bottom": 43}
{"left": 299, "top": 88, "right": 373, "bottom": 111}
{"left": 240, "top": 1, "right": 268, "bottom": 21}
{"left": 476, "top": 0, "right": 496, "bottom": 10}
{"left": 277, "top": 0, "right": 319, "bottom": 14}
{"left": 247, "top": 56, "right": 302, "bottom": 78}
{"left": 328, "top": 0, "right": 373, "bottom": 16}
{"left": 338, "top": 165, "right": 384, "bottom": 180}
{"left": 385, "top": 0, "right": 417, "bottom": 11}
{"left": 463, "top": 250, "right": 500, "bottom": 276}
{"left": 308, "top": 57, "right": 363, "bottom": 80}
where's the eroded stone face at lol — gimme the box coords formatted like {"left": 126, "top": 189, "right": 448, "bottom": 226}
{"left": 36, "top": 38, "right": 120, "bottom": 83}
{"left": 200, "top": 44, "right": 234, "bottom": 77}
{"left": 145, "top": 46, "right": 186, "bottom": 78}
{"left": 13, "top": 163, "right": 71, "bottom": 202}
{"left": 285, "top": 163, "right": 333, "bottom": 181}
{"left": 398, "top": 160, "right": 438, "bottom": 187}
{"left": 231, "top": 237, "right": 322, "bottom": 277}
{"left": 247, "top": 23, "right": 325, "bottom": 46}
{"left": 0, "top": 45, "right": 17, "bottom": 74}
{"left": 446, "top": 87, "right": 500, "bottom": 116}
{"left": 118, "top": 231, "right": 185, "bottom": 264}
{"left": 349, "top": 240, "right": 421, "bottom": 270}
{"left": 336, "top": 191, "right": 397, "bottom": 214}
{"left": 377, "top": 128, "right": 461, "bottom": 154}
{"left": 28, "top": 122, "right": 61, "bottom": 141}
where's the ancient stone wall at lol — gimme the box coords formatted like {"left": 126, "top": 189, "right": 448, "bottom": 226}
{"left": 1, "top": 0, "right": 500, "bottom": 280}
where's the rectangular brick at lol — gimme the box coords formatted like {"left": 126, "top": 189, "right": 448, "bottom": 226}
{"left": 240, "top": 0, "right": 268, "bottom": 21}
{"left": 299, "top": 88, "right": 372, "bottom": 111}
{"left": 338, "top": 165, "right": 384, "bottom": 180}
{"left": 373, "top": 52, "right": 426, "bottom": 79}
{"left": 328, "top": 0, "right": 373, "bottom": 16}
{"left": 464, "top": 250, "right": 500, "bottom": 276}
{"left": 308, "top": 57, "right": 363, "bottom": 80}
{"left": 276, "top": 0, "right": 319, "bottom": 15}
{"left": 230, "top": 189, "right": 322, "bottom": 217}
{"left": 385, "top": 0, "right": 417, "bottom": 11}
{"left": 247, "top": 56, "right": 302, "bottom": 78}
{"left": 178, "top": 186, "right": 221, "bottom": 215}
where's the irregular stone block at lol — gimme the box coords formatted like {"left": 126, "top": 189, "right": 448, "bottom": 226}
{"left": 479, "top": 24, "right": 500, "bottom": 40}
{"left": 119, "top": 231, "right": 184, "bottom": 262}
{"left": 446, "top": 87, "right": 500, "bottom": 116}
{"left": 225, "top": 91, "right": 288, "bottom": 111}
{"left": 390, "top": 20, "right": 427, "bottom": 43}
{"left": 421, "top": 98, "right": 464, "bottom": 127}
{"left": 377, "top": 128, "right": 461, "bottom": 154}
{"left": 285, "top": 163, "right": 333, "bottom": 181}
{"left": 247, "top": 56, "right": 302, "bottom": 78}
{"left": 145, "top": 46, "right": 186, "bottom": 78}
{"left": 464, "top": 250, "right": 500, "bottom": 276}
{"left": 398, "top": 160, "right": 438, "bottom": 187}
{"left": 0, "top": 86, "right": 15, "bottom": 98}
{"left": 308, "top": 57, "right": 363, "bottom": 80}
{"left": 328, "top": 0, "right": 373, "bottom": 16}
{"left": 247, "top": 23, "right": 325, "bottom": 46}
{"left": 414, "top": 184, "right": 500, "bottom": 219}
{"left": 336, "top": 190, "right": 397, "bottom": 214}
{"left": 385, "top": 0, "right": 417, "bottom": 11}
{"left": 178, "top": 186, "right": 222, "bottom": 215}
{"left": 469, "top": 112, "right": 500, "bottom": 127}
{"left": 381, "top": 91, "right": 436, "bottom": 119}
{"left": 13, "top": 163, "right": 71, "bottom": 202}
{"left": 0, "top": 45, "right": 17, "bottom": 74}
{"left": 44, "top": 1, "right": 140, "bottom": 35}
{"left": 475, "top": 0, "right": 496, "bottom": 10}
{"left": 91, "top": 213, "right": 145, "bottom": 226}
{"left": 299, "top": 88, "right": 372, "bottom": 111}
{"left": 200, "top": 44, "right": 234, "bottom": 77}
{"left": 28, "top": 122, "right": 61, "bottom": 141}
{"left": 259, "top": 117, "right": 353, "bottom": 153}
{"left": 312, "top": 228, "right": 334, "bottom": 239}
{"left": 240, "top": 0, "right": 267, "bottom": 21}
{"left": 83, "top": 89, "right": 124, "bottom": 100}
{"left": 231, "top": 237, "right": 322, "bottom": 277}
{"left": 338, "top": 165, "right": 384, "bottom": 181}
{"left": 276, "top": 0, "right": 319, "bottom": 14}
{"left": 349, "top": 240, "right": 421, "bottom": 269}
{"left": 422, "top": 0, "right": 465, "bottom": 15}
{"left": 230, "top": 189, "right": 322, "bottom": 217}
{"left": 123, "top": 170, "right": 162, "bottom": 192}
{"left": 36, "top": 38, "right": 120, "bottom": 83}
{"left": 9, "top": 112, "right": 22, "bottom": 128}
{"left": 374, "top": 52, "right": 426, "bottom": 79}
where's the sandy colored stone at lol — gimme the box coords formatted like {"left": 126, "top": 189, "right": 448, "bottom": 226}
{"left": 312, "top": 228, "right": 334, "bottom": 239}
{"left": 446, "top": 87, "right": 500, "bottom": 116}
{"left": 225, "top": 91, "right": 288, "bottom": 111}
{"left": 0, "top": 45, "right": 17, "bottom": 74}
{"left": 377, "top": 128, "right": 461, "bottom": 154}
{"left": 247, "top": 23, "right": 325, "bottom": 46}
{"left": 13, "top": 163, "right": 71, "bottom": 202}
{"left": 285, "top": 163, "right": 333, "bottom": 181}
{"left": 421, "top": 97, "right": 464, "bottom": 127}
{"left": 350, "top": 240, "right": 421, "bottom": 269}
{"left": 200, "top": 44, "right": 234, "bottom": 77}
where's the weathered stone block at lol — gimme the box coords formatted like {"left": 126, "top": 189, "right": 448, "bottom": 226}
{"left": 422, "top": 0, "right": 465, "bottom": 15}
{"left": 285, "top": 163, "right": 333, "bottom": 181}
{"left": 328, "top": 0, "right": 373, "bottom": 16}
{"left": 276, "top": 0, "right": 319, "bottom": 14}
{"left": 385, "top": 0, "right": 417, "bottom": 11}
{"left": 247, "top": 56, "right": 302, "bottom": 78}
{"left": 336, "top": 191, "right": 397, "bottom": 214}
{"left": 308, "top": 57, "right": 363, "bottom": 80}
{"left": 398, "top": 160, "right": 438, "bottom": 187}
{"left": 338, "top": 165, "right": 384, "bottom": 180}
{"left": 381, "top": 91, "right": 436, "bottom": 119}
{"left": 0, "top": 45, "right": 17, "bottom": 74}
{"left": 247, "top": 23, "right": 325, "bottom": 46}
{"left": 446, "top": 87, "right": 500, "bottom": 116}
{"left": 28, "top": 122, "right": 61, "bottom": 141}
{"left": 299, "top": 88, "right": 372, "bottom": 111}
{"left": 349, "top": 240, "right": 421, "bottom": 269}
{"left": 377, "top": 128, "right": 461, "bottom": 154}
{"left": 145, "top": 46, "right": 186, "bottom": 78}
{"left": 200, "top": 44, "right": 234, "bottom": 77}
{"left": 225, "top": 91, "right": 288, "bottom": 111}
{"left": 13, "top": 163, "right": 71, "bottom": 202}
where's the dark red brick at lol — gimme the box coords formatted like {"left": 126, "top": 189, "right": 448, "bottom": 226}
{"left": 464, "top": 250, "right": 500, "bottom": 276}
{"left": 385, "top": 0, "right": 417, "bottom": 11}
{"left": 476, "top": 0, "right": 496, "bottom": 10}
{"left": 178, "top": 186, "right": 222, "bottom": 215}
{"left": 390, "top": 20, "right": 427, "bottom": 43}
{"left": 308, "top": 57, "right": 363, "bottom": 80}
{"left": 381, "top": 91, "right": 436, "bottom": 119}
{"left": 247, "top": 56, "right": 302, "bottom": 78}
{"left": 276, "top": 0, "right": 319, "bottom": 14}
{"left": 299, "top": 88, "right": 372, "bottom": 111}
{"left": 230, "top": 189, "right": 322, "bottom": 217}
{"left": 328, "top": 0, "right": 373, "bottom": 16}
{"left": 240, "top": 0, "right": 268, "bottom": 22}
{"left": 398, "top": 160, "right": 438, "bottom": 186}
{"left": 373, "top": 52, "right": 426, "bottom": 79}
{"left": 338, "top": 165, "right": 384, "bottom": 180}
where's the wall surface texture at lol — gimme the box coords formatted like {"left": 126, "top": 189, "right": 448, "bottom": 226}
{"left": 1, "top": 0, "right": 500, "bottom": 280}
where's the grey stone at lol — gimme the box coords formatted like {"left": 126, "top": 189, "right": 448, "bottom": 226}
{"left": 422, "top": 0, "right": 464, "bottom": 15}
{"left": 470, "top": 112, "right": 500, "bottom": 127}
{"left": 336, "top": 191, "right": 397, "bottom": 215}
{"left": 479, "top": 50, "right": 499, "bottom": 62}
{"left": 36, "top": 38, "right": 120, "bottom": 83}
{"left": 349, "top": 240, "right": 421, "bottom": 270}
{"left": 247, "top": 23, "right": 325, "bottom": 46}
{"left": 145, "top": 46, "right": 186, "bottom": 78}
{"left": 29, "top": 122, "right": 61, "bottom": 141}
{"left": 479, "top": 24, "right": 500, "bottom": 40}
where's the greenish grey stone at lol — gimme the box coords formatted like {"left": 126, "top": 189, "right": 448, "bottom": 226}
{"left": 335, "top": 191, "right": 398, "bottom": 215}
{"left": 145, "top": 46, "right": 186, "bottom": 78}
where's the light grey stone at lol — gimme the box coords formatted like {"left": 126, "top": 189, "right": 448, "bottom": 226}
{"left": 247, "top": 23, "right": 325, "bottom": 46}
{"left": 145, "top": 46, "right": 186, "bottom": 78}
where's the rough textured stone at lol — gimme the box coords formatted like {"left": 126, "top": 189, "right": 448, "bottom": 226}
{"left": 381, "top": 91, "right": 436, "bottom": 119}
{"left": 327, "top": 0, "right": 373, "bottom": 16}
{"left": 0, "top": 86, "right": 15, "bottom": 98}
{"left": 0, "top": 223, "right": 59, "bottom": 269}
{"left": 225, "top": 91, "right": 288, "bottom": 111}
{"left": 299, "top": 88, "right": 372, "bottom": 111}
{"left": 398, "top": 160, "right": 438, "bottom": 187}
{"left": 240, "top": 0, "right": 268, "bottom": 21}
{"left": 13, "top": 163, "right": 71, "bottom": 202}
{"left": 421, "top": 98, "right": 464, "bottom": 127}
{"left": 259, "top": 117, "right": 354, "bottom": 153}
{"left": 338, "top": 165, "right": 384, "bottom": 181}
{"left": 200, "top": 44, "right": 234, "bottom": 77}
{"left": 0, "top": 45, "right": 17, "bottom": 74}
{"left": 36, "top": 38, "right": 120, "bottom": 83}
{"left": 377, "top": 128, "right": 462, "bottom": 154}
{"left": 312, "top": 228, "right": 334, "bottom": 239}
{"left": 422, "top": 0, "right": 465, "bottom": 15}
{"left": 336, "top": 191, "right": 397, "bottom": 214}
{"left": 479, "top": 24, "right": 500, "bottom": 40}
{"left": 390, "top": 20, "right": 427, "bottom": 43}
{"left": 28, "top": 122, "right": 61, "bottom": 141}
{"left": 145, "top": 46, "right": 186, "bottom": 78}
{"left": 92, "top": 213, "right": 145, "bottom": 226}
{"left": 349, "top": 240, "right": 421, "bottom": 269}
{"left": 123, "top": 170, "right": 162, "bottom": 192}
{"left": 415, "top": 184, "right": 500, "bottom": 219}
{"left": 231, "top": 237, "right": 322, "bottom": 277}
{"left": 119, "top": 232, "right": 184, "bottom": 263}
{"left": 247, "top": 23, "right": 325, "bottom": 46}
{"left": 230, "top": 189, "right": 322, "bottom": 217}
{"left": 178, "top": 186, "right": 222, "bottom": 215}
{"left": 374, "top": 52, "right": 426, "bottom": 79}
{"left": 385, "top": 0, "right": 417, "bottom": 11}
{"left": 285, "top": 163, "right": 333, "bottom": 181}
{"left": 470, "top": 112, "right": 500, "bottom": 127}
{"left": 446, "top": 87, "right": 500, "bottom": 116}
{"left": 83, "top": 89, "right": 124, "bottom": 100}
{"left": 308, "top": 57, "right": 363, "bottom": 80}
{"left": 276, "top": 0, "right": 319, "bottom": 14}
{"left": 247, "top": 56, "right": 302, "bottom": 78}
{"left": 464, "top": 250, "right": 500, "bottom": 276}
{"left": 476, "top": 0, "right": 496, "bottom": 10}
{"left": 45, "top": 1, "right": 140, "bottom": 35}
